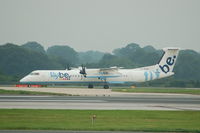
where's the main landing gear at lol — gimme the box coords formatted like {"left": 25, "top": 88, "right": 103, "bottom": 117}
{"left": 88, "top": 84, "right": 109, "bottom": 89}
{"left": 88, "top": 84, "right": 94, "bottom": 88}
{"left": 103, "top": 84, "right": 109, "bottom": 89}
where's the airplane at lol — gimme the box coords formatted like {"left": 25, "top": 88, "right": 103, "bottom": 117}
{"left": 20, "top": 47, "right": 180, "bottom": 89}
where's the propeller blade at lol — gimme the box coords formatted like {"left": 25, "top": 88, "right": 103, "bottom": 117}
{"left": 79, "top": 65, "right": 87, "bottom": 77}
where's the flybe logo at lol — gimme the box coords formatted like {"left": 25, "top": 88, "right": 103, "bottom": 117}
{"left": 159, "top": 56, "right": 176, "bottom": 73}
{"left": 50, "top": 72, "right": 70, "bottom": 80}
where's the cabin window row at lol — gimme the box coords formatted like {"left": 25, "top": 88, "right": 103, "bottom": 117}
{"left": 71, "top": 75, "right": 83, "bottom": 78}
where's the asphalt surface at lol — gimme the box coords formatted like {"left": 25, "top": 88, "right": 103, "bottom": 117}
{"left": 0, "top": 94, "right": 200, "bottom": 110}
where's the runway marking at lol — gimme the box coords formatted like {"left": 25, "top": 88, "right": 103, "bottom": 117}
{"left": 152, "top": 105, "right": 200, "bottom": 111}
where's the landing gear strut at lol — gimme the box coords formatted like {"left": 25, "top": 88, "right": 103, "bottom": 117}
{"left": 88, "top": 84, "right": 94, "bottom": 88}
{"left": 103, "top": 84, "right": 109, "bottom": 89}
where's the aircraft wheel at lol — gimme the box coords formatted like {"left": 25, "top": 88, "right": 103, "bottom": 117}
{"left": 103, "top": 85, "right": 109, "bottom": 89}
{"left": 88, "top": 84, "right": 94, "bottom": 88}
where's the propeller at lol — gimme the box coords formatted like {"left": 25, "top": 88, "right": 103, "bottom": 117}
{"left": 79, "top": 65, "right": 87, "bottom": 77}
{"left": 66, "top": 65, "right": 71, "bottom": 70}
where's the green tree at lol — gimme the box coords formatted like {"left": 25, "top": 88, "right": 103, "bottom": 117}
{"left": 47, "top": 45, "right": 79, "bottom": 67}
{"left": 21, "top": 41, "right": 46, "bottom": 53}
{"left": 78, "top": 50, "right": 104, "bottom": 64}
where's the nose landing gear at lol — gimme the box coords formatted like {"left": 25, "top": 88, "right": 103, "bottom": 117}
{"left": 88, "top": 84, "right": 109, "bottom": 89}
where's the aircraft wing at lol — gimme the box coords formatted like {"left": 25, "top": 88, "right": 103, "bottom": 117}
{"left": 98, "top": 67, "right": 122, "bottom": 75}
{"left": 86, "top": 67, "right": 121, "bottom": 79}
{"left": 99, "top": 67, "right": 118, "bottom": 71}
{"left": 86, "top": 75, "right": 120, "bottom": 79}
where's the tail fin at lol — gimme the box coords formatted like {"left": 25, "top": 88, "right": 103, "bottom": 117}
{"left": 158, "top": 47, "right": 180, "bottom": 74}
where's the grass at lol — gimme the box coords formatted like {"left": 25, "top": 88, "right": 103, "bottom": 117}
{"left": 113, "top": 87, "right": 200, "bottom": 95}
{"left": 0, "top": 109, "right": 199, "bottom": 132}
{"left": 0, "top": 89, "right": 71, "bottom": 96}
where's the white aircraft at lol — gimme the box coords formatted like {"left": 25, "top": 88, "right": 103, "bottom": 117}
{"left": 20, "top": 47, "right": 179, "bottom": 89}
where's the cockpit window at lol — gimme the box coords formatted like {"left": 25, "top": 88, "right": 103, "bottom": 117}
{"left": 30, "top": 72, "right": 40, "bottom": 75}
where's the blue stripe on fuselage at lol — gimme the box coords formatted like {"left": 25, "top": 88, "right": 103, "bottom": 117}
{"left": 20, "top": 80, "right": 129, "bottom": 85}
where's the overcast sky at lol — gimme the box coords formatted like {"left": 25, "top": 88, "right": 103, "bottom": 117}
{"left": 0, "top": 0, "right": 199, "bottom": 52}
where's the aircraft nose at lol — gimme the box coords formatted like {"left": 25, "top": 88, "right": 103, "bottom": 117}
{"left": 20, "top": 77, "right": 26, "bottom": 83}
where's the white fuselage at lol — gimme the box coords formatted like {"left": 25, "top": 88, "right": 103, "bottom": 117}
{"left": 20, "top": 66, "right": 173, "bottom": 85}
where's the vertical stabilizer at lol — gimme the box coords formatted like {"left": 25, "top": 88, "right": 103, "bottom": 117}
{"left": 158, "top": 47, "right": 180, "bottom": 74}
